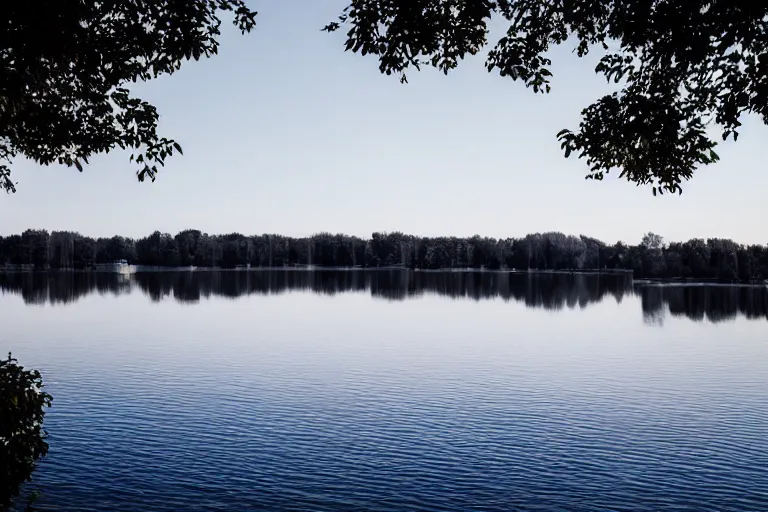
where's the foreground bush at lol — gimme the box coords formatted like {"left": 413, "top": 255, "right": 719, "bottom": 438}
{"left": 0, "top": 354, "right": 52, "bottom": 511}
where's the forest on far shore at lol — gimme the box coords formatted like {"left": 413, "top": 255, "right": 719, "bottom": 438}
{"left": 0, "top": 230, "right": 766, "bottom": 282}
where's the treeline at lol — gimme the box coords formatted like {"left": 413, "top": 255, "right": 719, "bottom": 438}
{"left": 0, "top": 230, "right": 767, "bottom": 281}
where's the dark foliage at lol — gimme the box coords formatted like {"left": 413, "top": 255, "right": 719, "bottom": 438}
{"left": 1, "top": 230, "right": 766, "bottom": 282}
{"left": 3, "top": 2, "right": 764, "bottom": 194}
{"left": 324, "top": 1, "right": 768, "bottom": 193}
{"left": 0, "top": 1, "right": 257, "bottom": 192}
{"left": 0, "top": 354, "right": 52, "bottom": 511}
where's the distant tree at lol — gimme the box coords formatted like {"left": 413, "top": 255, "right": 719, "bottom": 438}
{"left": 664, "top": 242, "right": 685, "bottom": 278}
{"left": 683, "top": 238, "right": 712, "bottom": 278}
{"left": 136, "top": 232, "right": 178, "bottom": 266}
{"left": 71, "top": 235, "right": 95, "bottom": 269}
{"left": 580, "top": 235, "right": 607, "bottom": 269}
{"left": 0, "top": 1, "right": 257, "bottom": 193}
{"left": 638, "top": 232, "right": 666, "bottom": 277}
{"left": 707, "top": 238, "right": 740, "bottom": 281}
{"left": 0, "top": 354, "right": 52, "bottom": 512}
{"left": 175, "top": 230, "right": 203, "bottom": 267}
{"left": 107, "top": 236, "right": 137, "bottom": 263}
{"left": 0, "top": 235, "right": 22, "bottom": 265}
{"left": 324, "top": 1, "right": 768, "bottom": 193}
{"left": 20, "top": 230, "right": 50, "bottom": 269}
{"left": 641, "top": 233, "right": 664, "bottom": 251}
{"left": 189, "top": 234, "right": 211, "bottom": 267}
{"left": 219, "top": 233, "right": 249, "bottom": 268}
{"left": 49, "top": 231, "right": 76, "bottom": 269}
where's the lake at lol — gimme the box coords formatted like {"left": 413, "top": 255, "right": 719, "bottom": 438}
{"left": 1, "top": 270, "right": 767, "bottom": 511}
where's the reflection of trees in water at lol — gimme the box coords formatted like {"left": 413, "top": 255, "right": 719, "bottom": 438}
{"left": 1, "top": 270, "right": 766, "bottom": 323}
{"left": 0, "top": 272, "right": 132, "bottom": 305}
{"left": 370, "top": 271, "right": 630, "bottom": 310}
{"left": 0, "top": 270, "right": 630, "bottom": 311}
{"left": 133, "top": 271, "right": 633, "bottom": 309}
{"left": 635, "top": 285, "right": 768, "bottom": 324}
{"left": 133, "top": 271, "right": 370, "bottom": 303}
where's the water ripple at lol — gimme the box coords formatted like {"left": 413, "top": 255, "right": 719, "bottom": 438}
{"left": 4, "top": 282, "right": 767, "bottom": 511}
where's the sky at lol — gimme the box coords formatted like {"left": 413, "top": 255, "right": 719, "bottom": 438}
{"left": 1, "top": 1, "right": 766, "bottom": 245}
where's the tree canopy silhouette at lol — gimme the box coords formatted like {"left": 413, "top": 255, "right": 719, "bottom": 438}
{"left": 324, "top": 1, "right": 768, "bottom": 194}
{"left": 0, "top": 354, "right": 52, "bottom": 511}
{"left": 2, "top": 2, "right": 765, "bottom": 194}
{"left": 0, "top": 0, "right": 257, "bottom": 192}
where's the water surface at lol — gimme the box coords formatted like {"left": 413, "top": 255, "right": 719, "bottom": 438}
{"left": 1, "top": 271, "right": 767, "bottom": 511}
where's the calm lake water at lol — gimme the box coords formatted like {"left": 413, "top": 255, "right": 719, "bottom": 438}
{"left": 2, "top": 270, "right": 767, "bottom": 511}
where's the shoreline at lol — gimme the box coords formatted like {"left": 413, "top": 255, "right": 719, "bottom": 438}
{"left": 1, "top": 265, "right": 765, "bottom": 286}
{"left": 0, "top": 264, "right": 635, "bottom": 274}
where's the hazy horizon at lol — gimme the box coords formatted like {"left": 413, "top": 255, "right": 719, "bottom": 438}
{"left": 1, "top": 1, "right": 765, "bottom": 245}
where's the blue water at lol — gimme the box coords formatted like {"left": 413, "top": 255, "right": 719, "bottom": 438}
{"left": 2, "top": 271, "right": 767, "bottom": 511}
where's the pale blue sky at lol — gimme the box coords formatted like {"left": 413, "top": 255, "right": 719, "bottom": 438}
{"left": 1, "top": 2, "right": 766, "bottom": 245}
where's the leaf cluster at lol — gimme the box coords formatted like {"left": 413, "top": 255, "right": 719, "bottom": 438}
{"left": 0, "top": 354, "right": 52, "bottom": 511}
{"left": 0, "top": 1, "right": 257, "bottom": 192}
{"left": 325, "top": 1, "right": 768, "bottom": 192}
